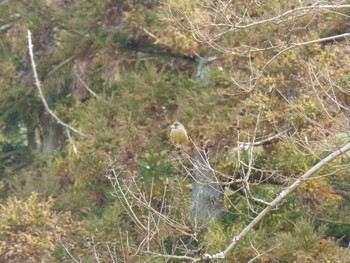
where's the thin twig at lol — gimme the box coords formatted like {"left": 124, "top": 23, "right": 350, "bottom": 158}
{"left": 59, "top": 238, "right": 80, "bottom": 263}
{"left": 262, "top": 32, "right": 350, "bottom": 73}
{"left": 66, "top": 128, "right": 78, "bottom": 154}
{"left": 247, "top": 243, "right": 281, "bottom": 263}
{"left": 75, "top": 64, "right": 98, "bottom": 98}
{"left": 46, "top": 56, "right": 75, "bottom": 78}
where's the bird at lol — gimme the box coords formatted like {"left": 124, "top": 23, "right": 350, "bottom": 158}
{"left": 170, "top": 121, "right": 189, "bottom": 148}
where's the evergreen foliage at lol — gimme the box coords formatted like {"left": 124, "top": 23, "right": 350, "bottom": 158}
{"left": 1, "top": 0, "right": 350, "bottom": 262}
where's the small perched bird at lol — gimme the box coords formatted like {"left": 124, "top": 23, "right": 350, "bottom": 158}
{"left": 170, "top": 121, "right": 189, "bottom": 148}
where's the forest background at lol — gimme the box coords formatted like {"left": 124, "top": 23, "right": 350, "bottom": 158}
{"left": 1, "top": 0, "right": 350, "bottom": 262}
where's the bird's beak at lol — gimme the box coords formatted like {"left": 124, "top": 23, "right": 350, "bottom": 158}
{"left": 170, "top": 124, "right": 175, "bottom": 129}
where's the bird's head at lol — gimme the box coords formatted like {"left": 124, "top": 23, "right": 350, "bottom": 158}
{"left": 171, "top": 121, "right": 183, "bottom": 130}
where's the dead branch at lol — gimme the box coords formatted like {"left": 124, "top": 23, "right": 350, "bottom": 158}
{"left": 215, "top": 142, "right": 350, "bottom": 259}
{"left": 75, "top": 64, "right": 98, "bottom": 98}
{"left": 27, "top": 30, "right": 86, "bottom": 137}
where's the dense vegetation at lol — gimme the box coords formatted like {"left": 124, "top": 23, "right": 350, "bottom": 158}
{"left": 1, "top": 0, "right": 350, "bottom": 262}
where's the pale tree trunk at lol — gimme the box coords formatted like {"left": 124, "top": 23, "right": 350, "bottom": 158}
{"left": 191, "top": 153, "right": 224, "bottom": 226}
{"left": 41, "top": 114, "right": 60, "bottom": 154}
{"left": 192, "top": 56, "right": 223, "bottom": 226}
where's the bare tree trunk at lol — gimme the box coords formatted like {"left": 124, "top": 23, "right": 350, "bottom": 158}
{"left": 41, "top": 114, "right": 60, "bottom": 154}
{"left": 194, "top": 55, "right": 217, "bottom": 84}
{"left": 191, "top": 152, "right": 224, "bottom": 226}
{"left": 26, "top": 121, "right": 37, "bottom": 150}
{"left": 191, "top": 54, "right": 223, "bottom": 225}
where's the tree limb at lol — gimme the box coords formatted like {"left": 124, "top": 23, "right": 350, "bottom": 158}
{"left": 27, "top": 30, "right": 86, "bottom": 137}
{"left": 0, "top": 149, "right": 24, "bottom": 161}
{"left": 212, "top": 142, "right": 350, "bottom": 259}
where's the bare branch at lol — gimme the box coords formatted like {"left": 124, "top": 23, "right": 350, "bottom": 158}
{"left": 46, "top": 56, "right": 74, "bottom": 78}
{"left": 27, "top": 30, "right": 86, "bottom": 137}
{"left": 218, "top": 142, "right": 350, "bottom": 258}
{"left": 262, "top": 32, "right": 350, "bottom": 73}
{"left": 0, "top": 24, "right": 12, "bottom": 32}
{"left": 59, "top": 238, "right": 81, "bottom": 263}
{"left": 247, "top": 243, "right": 281, "bottom": 263}
{"left": 0, "top": 149, "right": 24, "bottom": 161}
{"left": 75, "top": 64, "right": 98, "bottom": 98}
{"left": 66, "top": 128, "right": 78, "bottom": 154}
{"left": 148, "top": 252, "right": 201, "bottom": 262}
